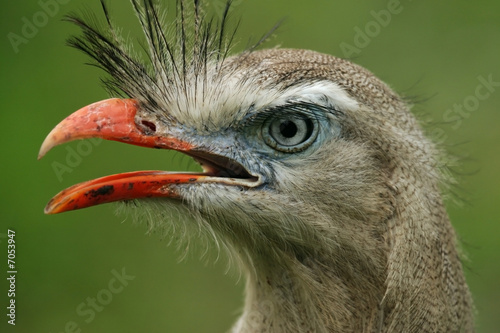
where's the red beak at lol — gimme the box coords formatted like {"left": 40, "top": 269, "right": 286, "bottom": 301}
{"left": 39, "top": 98, "right": 206, "bottom": 214}
{"left": 38, "top": 98, "right": 192, "bottom": 158}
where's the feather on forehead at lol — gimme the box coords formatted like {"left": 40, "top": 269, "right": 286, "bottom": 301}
{"left": 65, "top": 0, "right": 278, "bottom": 107}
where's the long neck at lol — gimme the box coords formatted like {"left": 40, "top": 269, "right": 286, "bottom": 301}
{"left": 232, "top": 253, "right": 386, "bottom": 333}
{"left": 379, "top": 180, "right": 475, "bottom": 332}
{"left": 376, "top": 132, "right": 475, "bottom": 332}
{"left": 229, "top": 196, "right": 474, "bottom": 333}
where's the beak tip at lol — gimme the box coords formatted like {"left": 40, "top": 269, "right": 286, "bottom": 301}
{"left": 38, "top": 129, "right": 59, "bottom": 160}
{"left": 38, "top": 144, "right": 50, "bottom": 159}
{"left": 44, "top": 202, "right": 57, "bottom": 215}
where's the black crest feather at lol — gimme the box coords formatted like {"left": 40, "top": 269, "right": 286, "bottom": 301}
{"left": 64, "top": 0, "right": 280, "bottom": 111}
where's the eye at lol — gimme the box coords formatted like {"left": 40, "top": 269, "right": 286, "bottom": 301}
{"left": 263, "top": 114, "right": 319, "bottom": 152}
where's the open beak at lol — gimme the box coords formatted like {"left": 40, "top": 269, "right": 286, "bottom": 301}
{"left": 39, "top": 98, "right": 257, "bottom": 214}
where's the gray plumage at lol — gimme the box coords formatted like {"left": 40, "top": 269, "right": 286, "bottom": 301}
{"left": 61, "top": 1, "right": 475, "bottom": 332}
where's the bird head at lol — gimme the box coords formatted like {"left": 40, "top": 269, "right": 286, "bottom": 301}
{"left": 39, "top": 52, "right": 396, "bottom": 268}
{"left": 39, "top": 1, "right": 473, "bottom": 331}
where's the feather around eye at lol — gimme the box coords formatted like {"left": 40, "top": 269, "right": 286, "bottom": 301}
{"left": 241, "top": 101, "right": 342, "bottom": 129}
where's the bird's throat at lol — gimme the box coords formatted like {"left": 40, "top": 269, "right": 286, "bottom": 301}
{"left": 234, "top": 256, "right": 385, "bottom": 333}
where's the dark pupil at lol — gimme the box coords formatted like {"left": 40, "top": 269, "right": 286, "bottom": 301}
{"left": 279, "top": 120, "right": 298, "bottom": 138}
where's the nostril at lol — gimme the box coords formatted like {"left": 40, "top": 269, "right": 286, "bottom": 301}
{"left": 140, "top": 120, "right": 157, "bottom": 134}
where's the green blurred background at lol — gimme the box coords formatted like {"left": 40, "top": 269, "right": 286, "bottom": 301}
{"left": 1, "top": 1, "right": 499, "bottom": 332}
